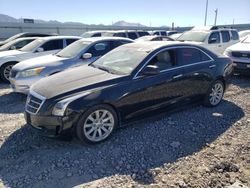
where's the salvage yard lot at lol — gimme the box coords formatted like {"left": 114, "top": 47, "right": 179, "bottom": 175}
{"left": 0, "top": 77, "right": 250, "bottom": 188}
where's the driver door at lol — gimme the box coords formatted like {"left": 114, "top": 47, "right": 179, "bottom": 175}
{"left": 119, "top": 48, "right": 188, "bottom": 120}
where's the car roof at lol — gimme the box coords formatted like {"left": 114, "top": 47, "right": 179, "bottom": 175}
{"left": 78, "top": 37, "right": 134, "bottom": 42}
{"left": 14, "top": 37, "right": 39, "bottom": 41}
{"left": 121, "top": 41, "right": 207, "bottom": 52}
{"left": 38, "top": 36, "right": 81, "bottom": 41}
{"left": 192, "top": 26, "right": 237, "bottom": 32}
{"left": 84, "top": 30, "right": 107, "bottom": 34}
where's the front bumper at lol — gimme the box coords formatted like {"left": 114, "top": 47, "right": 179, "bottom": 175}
{"left": 9, "top": 76, "right": 44, "bottom": 94}
{"left": 25, "top": 111, "right": 76, "bottom": 137}
{"left": 233, "top": 62, "right": 250, "bottom": 75}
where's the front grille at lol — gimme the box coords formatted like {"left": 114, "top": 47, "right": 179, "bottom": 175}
{"left": 10, "top": 69, "right": 18, "bottom": 78}
{"left": 25, "top": 91, "right": 46, "bottom": 114}
{"left": 232, "top": 51, "right": 250, "bottom": 58}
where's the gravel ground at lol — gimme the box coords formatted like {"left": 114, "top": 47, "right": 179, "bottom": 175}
{"left": 0, "top": 76, "right": 249, "bottom": 188}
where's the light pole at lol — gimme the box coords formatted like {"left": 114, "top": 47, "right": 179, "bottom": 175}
{"left": 204, "top": 0, "right": 208, "bottom": 26}
{"left": 214, "top": 9, "right": 218, "bottom": 26}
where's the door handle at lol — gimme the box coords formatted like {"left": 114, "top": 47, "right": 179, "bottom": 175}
{"left": 218, "top": 45, "right": 222, "bottom": 47}
{"left": 173, "top": 74, "right": 183, "bottom": 79}
{"left": 209, "top": 65, "right": 216, "bottom": 69}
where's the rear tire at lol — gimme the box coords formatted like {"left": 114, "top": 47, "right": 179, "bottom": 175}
{"left": 0, "top": 62, "right": 16, "bottom": 83}
{"left": 203, "top": 80, "right": 225, "bottom": 107}
{"left": 76, "top": 104, "right": 118, "bottom": 144}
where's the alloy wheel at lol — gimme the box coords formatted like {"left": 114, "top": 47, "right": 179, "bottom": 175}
{"left": 209, "top": 82, "right": 224, "bottom": 106}
{"left": 3, "top": 64, "right": 13, "bottom": 80}
{"left": 83, "top": 109, "right": 115, "bottom": 142}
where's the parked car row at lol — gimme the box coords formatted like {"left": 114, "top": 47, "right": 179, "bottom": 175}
{"left": 0, "top": 26, "right": 248, "bottom": 144}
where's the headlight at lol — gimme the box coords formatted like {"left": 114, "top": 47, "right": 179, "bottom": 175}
{"left": 17, "top": 67, "right": 45, "bottom": 78}
{"left": 52, "top": 92, "right": 91, "bottom": 116}
{"left": 224, "top": 50, "right": 232, "bottom": 57}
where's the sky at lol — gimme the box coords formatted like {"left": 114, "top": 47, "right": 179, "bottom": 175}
{"left": 0, "top": 0, "right": 249, "bottom": 27}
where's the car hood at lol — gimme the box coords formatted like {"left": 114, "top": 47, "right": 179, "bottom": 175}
{"left": 31, "top": 65, "right": 125, "bottom": 99}
{"left": 227, "top": 42, "right": 250, "bottom": 52}
{"left": 0, "top": 50, "right": 26, "bottom": 58}
{"left": 13, "top": 54, "right": 68, "bottom": 71}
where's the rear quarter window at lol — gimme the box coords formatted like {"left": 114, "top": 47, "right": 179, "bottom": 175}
{"left": 231, "top": 31, "right": 239, "bottom": 40}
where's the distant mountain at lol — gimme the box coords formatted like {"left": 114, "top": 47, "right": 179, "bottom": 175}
{"left": 0, "top": 14, "right": 19, "bottom": 22}
{"left": 113, "top": 20, "right": 146, "bottom": 27}
{"left": 0, "top": 14, "right": 149, "bottom": 27}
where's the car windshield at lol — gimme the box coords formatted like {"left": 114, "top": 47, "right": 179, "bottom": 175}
{"left": 92, "top": 46, "right": 149, "bottom": 75}
{"left": 3, "top": 33, "right": 23, "bottom": 43}
{"left": 239, "top": 31, "right": 250, "bottom": 39}
{"left": 242, "top": 35, "right": 250, "bottom": 43}
{"left": 56, "top": 40, "right": 90, "bottom": 58}
{"left": 177, "top": 31, "right": 208, "bottom": 42}
{"left": 0, "top": 39, "right": 17, "bottom": 50}
{"left": 19, "top": 39, "right": 44, "bottom": 52}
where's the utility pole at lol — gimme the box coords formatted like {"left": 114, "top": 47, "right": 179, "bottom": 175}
{"left": 214, "top": 9, "right": 218, "bottom": 26}
{"left": 204, "top": 0, "right": 208, "bottom": 26}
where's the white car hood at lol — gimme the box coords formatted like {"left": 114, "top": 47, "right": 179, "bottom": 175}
{"left": 227, "top": 42, "right": 250, "bottom": 52}
{"left": 0, "top": 50, "right": 26, "bottom": 58}
{"left": 13, "top": 54, "right": 67, "bottom": 71}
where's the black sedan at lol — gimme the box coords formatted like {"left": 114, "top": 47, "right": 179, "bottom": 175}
{"left": 25, "top": 41, "right": 233, "bottom": 144}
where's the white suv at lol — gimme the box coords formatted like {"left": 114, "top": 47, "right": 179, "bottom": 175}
{"left": 177, "top": 26, "right": 239, "bottom": 54}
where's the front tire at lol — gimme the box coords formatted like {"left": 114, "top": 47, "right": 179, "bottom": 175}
{"left": 0, "top": 62, "right": 16, "bottom": 83}
{"left": 204, "top": 80, "right": 225, "bottom": 107}
{"left": 76, "top": 104, "right": 118, "bottom": 144}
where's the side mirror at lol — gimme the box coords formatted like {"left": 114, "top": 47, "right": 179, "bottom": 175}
{"left": 10, "top": 46, "right": 16, "bottom": 50}
{"left": 82, "top": 53, "right": 92, "bottom": 59}
{"left": 140, "top": 65, "right": 160, "bottom": 76}
{"left": 209, "top": 38, "right": 217, "bottom": 44}
{"left": 36, "top": 47, "right": 44, "bottom": 52}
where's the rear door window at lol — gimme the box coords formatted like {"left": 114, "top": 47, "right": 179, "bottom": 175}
{"left": 128, "top": 32, "right": 138, "bottom": 39}
{"left": 177, "top": 48, "right": 211, "bottom": 66}
{"left": 138, "top": 31, "right": 149, "bottom": 37}
{"left": 221, "top": 31, "right": 230, "bottom": 42}
{"left": 114, "top": 33, "right": 126, "bottom": 38}
{"left": 40, "top": 39, "right": 64, "bottom": 51}
{"left": 86, "top": 41, "right": 111, "bottom": 57}
{"left": 161, "top": 32, "right": 167, "bottom": 36}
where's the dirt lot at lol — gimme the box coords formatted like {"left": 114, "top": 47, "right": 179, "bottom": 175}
{"left": 0, "top": 76, "right": 249, "bottom": 188}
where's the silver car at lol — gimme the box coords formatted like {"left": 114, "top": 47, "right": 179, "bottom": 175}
{"left": 9, "top": 37, "right": 133, "bottom": 94}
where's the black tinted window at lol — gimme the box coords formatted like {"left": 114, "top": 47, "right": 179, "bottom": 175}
{"left": 114, "top": 33, "right": 126, "bottom": 38}
{"left": 40, "top": 39, "right": 64, "bottom": 51}
{"left": 138, "top": 31, "right": 149, "bottom": 37}
{"left": 112, "top": 40, "right": 131, "bottom": 48}
{"left": 209, "top": 32, "right": 220, "bottom": 44}
{"left": 86, "top": 42, "right": 111, "bottom": 57}
{"left": 221, "top": 31, "right": 230, "bottom": 42}
{"left": 66, "top": 39, "right": 78, "bottom": 45}
{"left": 231, "top": 31, "right": 239, "bottom": 40}
{"left": 153, "top": 32, "right": 160, "bottom": 35}
{"left": 92, "top": 33, "right": 101, "bottom": 37}
{"left": 148, "top": 49, "right": 176, "bottom": 71}
{"left": 161, "top": 32, "right": 167, "bottom": 36}
{"left": 177, "top": 48, "right": 209, "bottom": 65}
{"left": 128, "top": 32, "right": 138, "bottom": 39}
